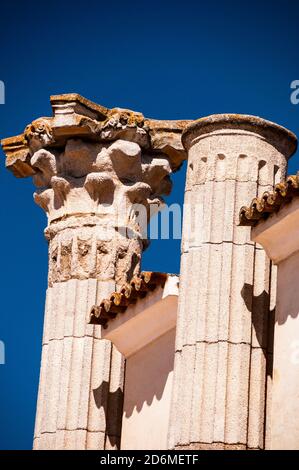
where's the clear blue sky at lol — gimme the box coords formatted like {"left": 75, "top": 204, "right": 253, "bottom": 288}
{"left": 0, "top": 0, "right": 298, "bottom": 450}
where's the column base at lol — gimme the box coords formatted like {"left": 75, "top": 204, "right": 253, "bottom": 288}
{"left": 175, "top": 442, "right": 248, "bottom": 450}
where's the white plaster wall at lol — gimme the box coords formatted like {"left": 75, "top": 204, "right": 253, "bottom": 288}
{"left": 271, "top": 249, "right": 299, "bottom": 449}
{"left": 121, "top": 328, "right": 176, "bottom": 450}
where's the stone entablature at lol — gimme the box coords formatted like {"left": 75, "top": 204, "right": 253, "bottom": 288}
{"left": 1, "top": 94, "right": 190, "bottom": 288}
{"left": 2, "top": 93, "right": 189, "bottom": 178}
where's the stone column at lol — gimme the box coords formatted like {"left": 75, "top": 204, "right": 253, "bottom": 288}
{"left": 31, "top": 140, "right": 148, "bottom": 450}
{"left": 168, "top": 114, "right": 297, "bottom": 450}
{"left": 1, "top": 94, "right": 187, "bottom": 450}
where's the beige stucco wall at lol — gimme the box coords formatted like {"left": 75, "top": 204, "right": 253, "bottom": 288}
{"left": 121, "top": 328, "right": 176, "bottom": 450}
{"left": 252, "top": 198, "right": 299, "bottom": 449}
{"left": 270, "top": 250, "right": 299, "bottom": 449}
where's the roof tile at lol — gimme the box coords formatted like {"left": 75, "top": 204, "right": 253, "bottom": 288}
{"left": 89, "top": 271, "right": 168, "bottom": 328}
{"left": 239, "top": 174, "right": 299, "bottom": 226}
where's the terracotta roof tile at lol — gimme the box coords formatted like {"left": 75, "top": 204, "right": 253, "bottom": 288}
{"left": 89, "top": 271, "right": 168, "bottom": 328}
{"left": 239, "top": 174, "right": 299, "bottom": 226}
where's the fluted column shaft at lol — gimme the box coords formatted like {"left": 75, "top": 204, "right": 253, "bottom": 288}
{"left": 27, "top": 137, "right": 174, "bottom": 450}
{"left": 168, "top": 115, "right": 296, "bottom": 450}
{"left": 33, "top": 219, "right": 142, "bottom": 449}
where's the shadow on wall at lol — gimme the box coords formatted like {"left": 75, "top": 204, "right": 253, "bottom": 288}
{"left": 91, "top": 330, "right": 175, "bottom": 451}
{"left": 241, "top": 282, "right": 275, "bottom": 379}
{"left": 123, "top": 328, "right": 176, "bottom": 418}
{"left": 92, "top": 285, "right": 275, "bottom": 439}
{"left": 92, "top": 381, "right": 124, "bottom": 448}
{"left": 91, "top": 333, "right": 174, "bottom": 429}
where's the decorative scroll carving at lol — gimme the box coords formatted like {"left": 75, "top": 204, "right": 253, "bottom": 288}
{"left": 26, "top": 137, "right": 175, "bottom": 285}
{"left": 24, "top": 118, "right": 54, "bottom": 152}
{"left": 1, "top": 93, "right": 189, "bottom": 177}
{"left": 1, "top": 94, "right": 189, "bottom": 287}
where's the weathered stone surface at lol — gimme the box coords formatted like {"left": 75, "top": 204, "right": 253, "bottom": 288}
{"left": 181, "top": 114, "right": 297, "bottom": 157}
{"left": 33, "top": 278, "right": 124, "bottom": 450}
{"left": 1, "top": 94, "right": 189, "bottom": 451}
{"left": 169, "top": 114, "right": 296, "bottom": 450}
{"left": 1, "top": 93, "right": 189, "bottom": 178}
{"left": 27, "top": 134, "right": 178, "bottom": 287}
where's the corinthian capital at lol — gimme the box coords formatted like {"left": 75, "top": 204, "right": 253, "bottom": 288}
{"left": 1, "top": 94, "right": 189, "bottom": 286}
{"left": 2, "top": 94, "right": 189, "bottom": 219}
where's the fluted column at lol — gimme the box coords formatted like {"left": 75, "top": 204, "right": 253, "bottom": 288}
{"left": 1, "top": 94, "right": 187, "bottom": 450}
{"left": 168, "top": 115, "right": 297, "bottom": 450}
{"left": 31, "top": 139, "right": 163, "bottom": 450}
{"left": 31, "top": 146, "right": 174, "bottom": 450}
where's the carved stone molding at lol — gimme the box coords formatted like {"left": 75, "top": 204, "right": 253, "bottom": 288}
{"left": 2, "top": 93, "right": 189, "bottom": 178}
{"left": 1, "top": 95, "right": 189, "bottom": 450}
{"left": 1, "top": 94, "right": 189, "bottom": 287}
{"left": 47, "top": 222, "right": 143, "bottom": 286}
